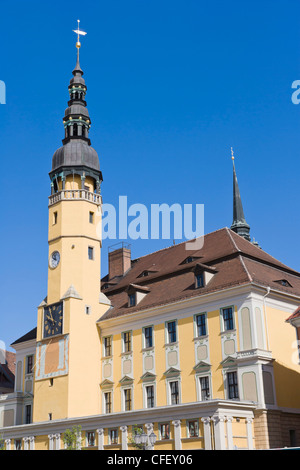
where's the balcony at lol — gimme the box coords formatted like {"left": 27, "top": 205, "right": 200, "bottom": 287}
{"left": 49, "top": 190, "right": 102, "bottom": 206}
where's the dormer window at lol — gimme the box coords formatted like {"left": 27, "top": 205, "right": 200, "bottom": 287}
{"left": 195, "top": 273, "right": 204, "bottom": 288}
{"left": 128, "top": 293, "right": 136, "bottom": 307}
{"left": 127, "top": 284, "right": 150, "bottom": 307}
{"left": 274, "top": 279, "right": 292, "bottom": 288}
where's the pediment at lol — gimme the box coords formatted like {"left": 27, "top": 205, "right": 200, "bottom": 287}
{"left": 119, "top": 375, "right": 134, "bottom": 384}
{"left": 163, "top": 367, "right": 181, "bottom": 377}
{"left": 220, "top": 356, "right": 237, "bottom": 367}
{"left": 140, "top": 372, "right": 156, "bottom": 381}
{"left": 193, "top": 360, "right": 211, "bottom": 371}
{"left": 100, "top": 379, "right": 114, "bottom": 388}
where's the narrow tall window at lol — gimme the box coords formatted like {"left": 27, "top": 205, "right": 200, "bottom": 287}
{"left": 73, "top": 123, "right": 78, "bottom": 136}
{"left": 104, "top": 336, "right": 112, "bottom": 357}
{"left": 89, "top": 211, "right": 94, "bottom": 223}
{"left": 26, "top": 355, "right": 33, "bottom": 374}
{"left": 167, "top": 321, "right": 176, "bottom": 343}
{"left": 88, "top": 246, "right": 94, "bottom": 260}
{"left": 25, "top": 404, "right": 31, "bottom": 424}
{"left": 87, "top": 432, "right": 95, "bottom": 447}
{"left": 53, "top": 211, "right": 58, "bottom": 225}
{"left": 123, "top": 332, "right": 131, "bottom": 352}
{"left": 227, "top": 371, "right": 239, "bottom": 399}
{"left": 124, "top": 388, "right": 132, "bottom": 411}
{"left": 144, "top": 326, "right": 153, "bottom": 348}
{"left": 160, "top": 423, "right": 170, "bottom": 440}
{"left": 196, "top": 314, "right": 206, "bottom": 337}
{"left": 170, "top": 381, "right": 179, "bottom": 405}
{"left": 195, "top": 273, "right": 204, "bottom": 288}
{"left": 223, "top": 307, "right": 234, "bottom": 331}
{"left": 128, "top": 293, "right": 136, "bottom": 307}
{"left": 146, "top": 385, "right": 155, "bottom": 408}
{"left": 200, "top": 376, "right": 210, "bottom": 400}
{"left": 104, "top": 392, "right": 112, "bottom": 414}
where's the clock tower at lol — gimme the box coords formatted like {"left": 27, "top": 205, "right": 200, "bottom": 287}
{"left": 33, "top": 32, "right": 110, "bottom": 422}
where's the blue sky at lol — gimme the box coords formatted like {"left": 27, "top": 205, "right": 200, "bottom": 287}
{"left": 1, "top": 0, "right": 300, "bottom": 350}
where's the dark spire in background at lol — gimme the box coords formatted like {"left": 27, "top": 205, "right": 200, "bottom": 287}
{"left": 230, "top": 148, "right": 251, "bottom": 242}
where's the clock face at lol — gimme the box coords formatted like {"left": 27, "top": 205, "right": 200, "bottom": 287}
{"left": 49, "top": 251, "right": 60, "bottom": 269}
{"left": 43, "top": 302, "right": 63, "bottom": 338}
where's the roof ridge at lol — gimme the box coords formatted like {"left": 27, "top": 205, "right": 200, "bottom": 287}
{"left": 131, "top": 227, "right": 228, "bottom": 263}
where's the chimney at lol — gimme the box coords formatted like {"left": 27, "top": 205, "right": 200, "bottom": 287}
{"left": 108, "top": 243, "right": 131, "bottom": 280}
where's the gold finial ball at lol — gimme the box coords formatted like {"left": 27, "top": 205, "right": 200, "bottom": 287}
{"left": 232, "top": 156, "right": 234, "bottom": 160}
{"left": 76, "top": 41, "right": 81, "bottom": 49}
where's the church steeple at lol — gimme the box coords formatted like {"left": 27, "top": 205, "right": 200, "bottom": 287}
{"left": 230, "top": 148, "right": 251, "bottom": 242}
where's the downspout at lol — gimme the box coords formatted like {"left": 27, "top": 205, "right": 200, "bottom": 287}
{"left": 263, "top": 287, "right": 271, "bottom": 351}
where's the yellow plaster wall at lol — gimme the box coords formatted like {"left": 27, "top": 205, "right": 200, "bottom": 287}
{"left": 266, "top": 306, "right": 300, "bottom": 408}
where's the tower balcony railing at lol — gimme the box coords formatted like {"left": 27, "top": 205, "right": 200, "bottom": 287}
{"left": 49, "top": 189, "right": 102, "bottom": 206}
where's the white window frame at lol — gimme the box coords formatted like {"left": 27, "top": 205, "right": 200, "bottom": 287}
{"left": 193, "top": 312, "right": 208, "bottom": 338}
{"left": 224, "top": 369, "right": 239, "bottom": 400}
{"left": 102, "top": 389, "right": 113, "bottom": 414}
{"left": 86, "top": 431, "right": 95, "bottom": 447}
{"left": 142, "top": 382, "right": 156, "bottom": 409}
{"left": 108, "top": 428, "right": 119, "bottom": 445}
{"left": 122, "top": 385, "right": 134, "bottom": 412}
{"left": 165, "top": 319, "right": 178, "bottom": 345}
{"left": 122, "top": 331, "right": 132, "bottom": 353}
{"left": 220, "top": 305, "right": 235, "bottom": 332}
{"left": 165, "top": 376, "right": 181, "bottom": 405}
{"left": 103, "top": 335, "right": 113, "bottom": 357}
{"left": 143, "top": 325, "right": 154, "bottom": 349}
{"left": 195, "top": 372, "right": 212, "bottom": 401}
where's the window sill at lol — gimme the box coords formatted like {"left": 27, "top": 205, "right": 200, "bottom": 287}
{"left": 164, "top": 342, "right": 178, "bottom": 348}
{"left": 193, "top": 335, "right": 208, "bottom": 341}
{"left": 142, "top": 346, "right": 154, "bottom": 352}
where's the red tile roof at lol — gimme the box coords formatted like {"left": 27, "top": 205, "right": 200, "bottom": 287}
{"left": 100, "top": 227, "right": 300, "bottom": 322}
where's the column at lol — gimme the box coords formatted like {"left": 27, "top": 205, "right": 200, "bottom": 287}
{"left": 23, "top": 437, "right": 29, "bottom": 451}
{"left": 48, "top": 434, "right": 54, "bottom": 451}
{"left": 211, "top": 416, "right": 226, "bottom": 450}
{"left": 172, "top": 420, "right": 182, "bottom": 450}
{"left": 246, "top": 418, "right": 254, "bottom": 450}
{"left": 54, "top": 433, "right": 61, "bottom": 450}
{"left": 201, "top": 418, "right": 212, "bottom": 450}
{"left": 29, "top": 436, "right": 35, "bottom": 450}
{"left": 97, "top": 428, "right": 104, "bottom": 450}
{"left": 4, "top": 439, "right": 11, "bottom": 450}
{"left": 145, "top": 423, "right": 154, "bottom": 450}
{"left": 226, "top": 417, "right": 233, "bottom": 450}
{"left": 120, "top": 426, "right": 128, "bottom": 450}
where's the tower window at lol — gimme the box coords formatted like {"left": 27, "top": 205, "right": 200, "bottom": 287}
{"left": 88, "top": 246, "right": 94, "bottom": 260}
{"left": 73, "top": 123, "right": 78, "bottom": 136}
{"left": 89, "top": 211, "right": 94, "bottom": 223}
{"left": 53, "top": 211, "right": 58, "bottom": 225}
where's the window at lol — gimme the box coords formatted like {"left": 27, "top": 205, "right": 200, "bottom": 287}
{"left": 144, "top": 326, "right": 153, "bottom": 348}
{"left": 53, "top": 211, "right": 58, "bottom": 225}
{"left": 170, "top": 380, "right": 179, "bottom": 405}
{"left": 123, "top": 331, "right": 131, "bottom": 352}
{"left": 73, "top": 123, "right": 78, "bottom": 136}
{"left": 49, "top": 378, "right": 53, "bottom": 387}
{"left": 25, "top": 404, "right": 31, "bottom": 424}
{"left": 48, "top": 413, "right": 52, "bottom": 421}
{"left": 26, "top": 355, "right": 33, "bottom": 374}
{"left": 88, "top": 246, "right": 94, "bottom": 260}
{"left": 124, "top": 388, "right": 132, "bottom": 411}
{"left": 188, "top": 420, "right": 199, "bottom": 438}
{"left": 195, "top": 273, "right": 204, "bottom": 288}
{"left": 167, "top": 321, "right": 177, "bottom": 343}
{"left": 104, "top": 392, "right": 112, "bottom": 414}
{"left": 104, "top": 336, "right": 112, "bottom": 357}
{"left": 146, "top": 385, "right": 155, "bottom": 408}
{"left": 160, "top": 423, "right": 170, "bottom": 440}
{"left": 222, "top": 307, "right": 234, "bottom": 331}
{"left": 109, "top": 428, "right": 118, "bottom": 445}
{"left": 89, "top": 211, "right": 94, "bottom": 223}
{"left": 85, "top": 305, "right": 91, "bottom": 315}
{"left": 195, "top": 313, "right": 206, "bottom": 337}
{"left": 128, "top": 293, "right": 136, "bottom": 307}
{"left": 199, "top": 376, "right": 210, "bottom": 400}
{"left": 289, "top": 429, "right": 297, "bottom": 447}
{"left": 86, "top": 432, "right": 95, "bottom": 447}
{"left": 15, "top": 439, "right": 22, "bottom": 450}
{"left": 227, "top": 371, "right": 239, "bottom": 399}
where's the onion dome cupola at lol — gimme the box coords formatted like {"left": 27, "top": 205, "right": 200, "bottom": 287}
{"left": 49, "top": 22, "right": 102, "bottom": 195}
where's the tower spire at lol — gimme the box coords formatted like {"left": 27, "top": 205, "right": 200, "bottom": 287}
{"left": 230, "top": 147, "right": 251, "bottom": 241}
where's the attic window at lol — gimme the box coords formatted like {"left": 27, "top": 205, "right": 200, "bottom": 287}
{"left": 184, "top": 257, "right": 195, "bottom": 264}
{"left": 274, "top": 279, "right": 292, "bottom": 288}
{"left": 195, "top": 273, "right": 204, "bottom": 288}
{"left": 128, "top": 293, "right": 136, "bottom": 307}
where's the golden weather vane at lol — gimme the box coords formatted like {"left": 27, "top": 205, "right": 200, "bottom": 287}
{"left": 73, "top": 19, "right": 87, "bottom": 49}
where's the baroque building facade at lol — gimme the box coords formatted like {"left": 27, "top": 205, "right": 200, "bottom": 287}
{"left": 1, "top": 38, "right": 300, "bottom": 451}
